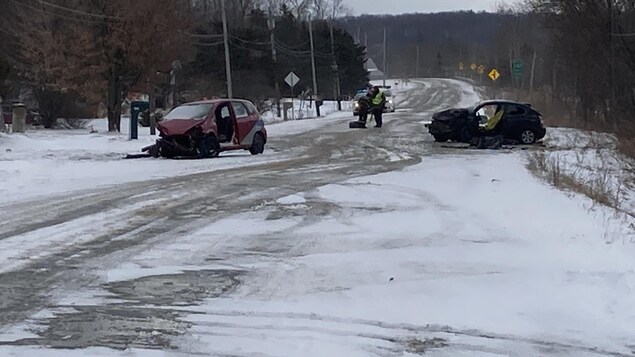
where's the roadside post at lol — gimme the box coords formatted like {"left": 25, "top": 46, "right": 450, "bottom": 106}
{"left": 488, "top": 68, "right": 501, "bottom": 98}
{"left": 0, "top": 97, "right": 5, "bottom": 133}
{"left": 281, "top": 99, "right": 293, "bottom": 121}
{"left": 149, "top": 112, "right": 156, "bottom": 136}
{"left": 315, "top": 96, "right": 323, "bottom": 117}
{"left": 284, "top": 71, "right": 300, "bottom": 120}
{"left": 130, "top": 101, "right": 149, "bottom": 140}
{"left": 12, "top": 102, "right": 26, "bottom": 133}
{"left": 477, "top": 65, "right": 486, "bottom": 84}
{"left": 512, "top": 59, "right": 524, "bottom": 86}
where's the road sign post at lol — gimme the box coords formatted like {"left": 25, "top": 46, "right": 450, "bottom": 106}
{"left": 488, "top": 68, "right": 501, "bottom": 82}
{"left": 285, "top": 72, "right": 300, "bottom": 120}
{"left": 477, "top": 65, "right": 485, "bottom": 84}
{"left": 512, "top": 59, "right": 524, "bottom": 79}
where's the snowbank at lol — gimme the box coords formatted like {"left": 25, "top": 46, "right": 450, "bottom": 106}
{"left": 532, "top": 127, "right": 635, "bottom": 216}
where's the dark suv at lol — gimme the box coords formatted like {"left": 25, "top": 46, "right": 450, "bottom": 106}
{"left": 427, "top": 100, "right": 546, "bottom": 144}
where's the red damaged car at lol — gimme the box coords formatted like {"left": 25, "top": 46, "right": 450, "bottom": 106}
{"left": 144, "top": 99, "right": 267, "bottom": 158}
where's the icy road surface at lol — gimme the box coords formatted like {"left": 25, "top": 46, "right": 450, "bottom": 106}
{"left": 1, "top": 79, "right": 634, "bottom": 357}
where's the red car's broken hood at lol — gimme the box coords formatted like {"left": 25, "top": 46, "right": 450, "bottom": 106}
{"left": 158, "top": 119, "right": 203, "bottom": 136}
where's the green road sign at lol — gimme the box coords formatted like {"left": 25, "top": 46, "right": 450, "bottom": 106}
{"left": 512, "top": 59, "right": 524, "bottom": 78}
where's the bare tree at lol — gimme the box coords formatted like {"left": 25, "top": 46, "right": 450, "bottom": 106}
{"left": 312, "top": 0, "right": 352, "bottom": 20}
{"left": 287, "top": 0, "right": 312, "bottom": 19}
{"left": 329, "top": 0, "right": 352, "bottom": 19}
{"left": 13, "top": 0, "right": 192, "bottom": 131}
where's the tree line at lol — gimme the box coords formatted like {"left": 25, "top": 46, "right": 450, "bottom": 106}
{"left": 525, "top": 0, "right": 635, "bottom": 132}
{"left": 340, "top": 2, "right": 635, "bottom": 137}
{"left": 0, "top": 0, "right": 366, "bottom": 130}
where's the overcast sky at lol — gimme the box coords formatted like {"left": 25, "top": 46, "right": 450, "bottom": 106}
{"left": 345, "top": 0, "right": 513, "bottom": 15}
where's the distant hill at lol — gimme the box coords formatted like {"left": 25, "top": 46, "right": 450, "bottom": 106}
{"left": 339, "top": 11, "right": 514, "bottom": 47}
{"left": 336, "top": 11, "right": 519, "bottom": 77}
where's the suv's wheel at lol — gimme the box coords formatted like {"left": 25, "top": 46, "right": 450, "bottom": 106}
{"left": 519, "top": 129, "right": 537, "bottom": 145}
{"left": 249, "top": 133, "right": 265, "bottom": 155}
{"left": 198, "top": 135, "right": 221, "bottom": 158}
{"left": 433, "top": 134, "right": 450, "bottom": 143}
{"left": 459, "top": 126, "right": 475, "bottom": 143}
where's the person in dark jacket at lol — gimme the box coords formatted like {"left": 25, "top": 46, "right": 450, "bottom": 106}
{"left": 370, "top": 86, "right": 386, "bottom": 128}
{"left": 357, "top": 91, "right": 372, "bottom": 127}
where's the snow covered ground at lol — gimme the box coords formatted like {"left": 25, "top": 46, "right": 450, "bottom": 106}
{"left": 1, "top": 79, "right": 634, "bottom": 356}
{"left": 0, "top": 81, "right": 418, "bottom": 205}
{"left": 0, "top": 126, "right": 286, "bottom": 205}
{"left": 0, "top": 103, "right": 353, "bottom": 205}
{"left": 171, "top": 155, "right": 635, "bottom": 356}
{"left": 4, "top": 152, "right": 634, "bottom": 356}
{"left": 534, "top": 128, "right": 635, "bottom": 216}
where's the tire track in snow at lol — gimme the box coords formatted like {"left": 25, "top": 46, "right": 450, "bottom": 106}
{"left": 0, "top": 79, "right": 494, "bottom": 352}
{"left": 178, "top": 310, "right": 633, "bottom": 357}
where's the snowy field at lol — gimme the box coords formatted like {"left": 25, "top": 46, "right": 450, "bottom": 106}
{"left": 1, "top": 79, "right": 634, "bottom": 356}
{"left": 535, "top": 128, "right": 635, "bottom": 215}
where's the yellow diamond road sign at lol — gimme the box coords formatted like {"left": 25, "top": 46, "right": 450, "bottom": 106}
{"left": 459, "top": 62, "right": 464, "bottom": 70}
{"left": 477, "top": 65, "right": 485, "bottom": 74}
{"left": 470, "top": 63, "right": 477, "bottom": 71}
{"left": 488, "top": 68, "right": 501, "bottom": 81}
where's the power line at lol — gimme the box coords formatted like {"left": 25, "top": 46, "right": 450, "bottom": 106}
{"left": 194, "top": 41, "right": 224, "bottom": 47}
{"left": 33, "top": 0, "right": 122, "bottom": 20}
{"left": 275, "top": 39, "right": 311, "bottom": 50}
{"left": 275, "top": 43, "right": 330, "bottom": 59}
{"left": 275, "top": 39, "right": 330, "bottom": 58}
{"left": 275, "top": 46, "right": 310, "bottom": 59}
{"left": 190, "top": 33, "right": 223, "bottom": 39}
{"left": 229, "top": 40, "right": 264, "bottom": 52}
{"left": 231, "top": 36, "right": 270, "bottom": 46}
{"left": 275, "top": 40, "right": 310, "bottom": 54}
{"left": 9, "top": 0, "right": 105, "bottom": 24}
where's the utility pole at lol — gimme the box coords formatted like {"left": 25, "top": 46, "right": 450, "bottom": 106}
{"left": 221, "top": 0, "right": 233, "bottom": 98}
{"left": 609, "top": 1, "right": 615, "bottom": 113}
{"left": 308, "top": 18, "right": 320, "bottom": 116}
{"left": 415, "top": 44, "right": 420, "bottom": 78}
{"left": 529, "top": 50, "right": 537, "bottom": 91}
{"left": 330, "top": 22, "right": 341, "bottom": 109}
{"left": 268, "top": 11, "right": 280, "bottom": 117}
{"left": 383, "top": 27, "right": 387, "bottom": 87}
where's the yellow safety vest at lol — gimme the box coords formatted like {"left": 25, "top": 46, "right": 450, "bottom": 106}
{"left": 484, "top": 110, "right": 504, "bottom": 131}
{"left": 372, "top": 92, "right": 384, "bottom": 106}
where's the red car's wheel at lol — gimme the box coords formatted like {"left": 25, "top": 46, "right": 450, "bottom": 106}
{"left": 249, "top": 133, "right": 265, "bottom": 155}
{"left": 199, "top": 135, "right": 221, "bottom": 158}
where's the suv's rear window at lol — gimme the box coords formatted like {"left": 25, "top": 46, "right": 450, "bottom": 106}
{"left": 507, "top": 105, "right": 527, "bottom": 116}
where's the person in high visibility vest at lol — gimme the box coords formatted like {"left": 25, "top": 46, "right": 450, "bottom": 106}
{"left": 474, "top": 105, "right": 505, "bottom": 149}
{"left": 370, "top": 86, "right": 386, "bottom": 128}
{"left": 483, "top": 105, "right": 504, "bottom": 132}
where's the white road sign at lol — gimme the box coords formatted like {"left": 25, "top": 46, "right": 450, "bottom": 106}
{"left": 284, "top": 72, "right": 300, "bottom": 88}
